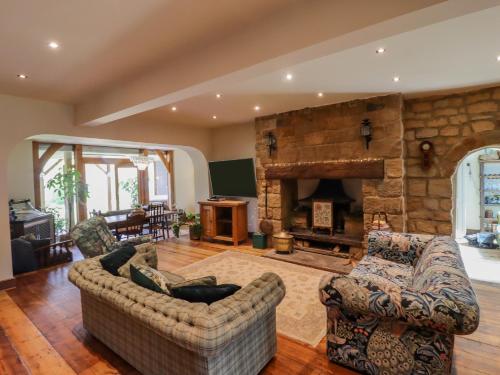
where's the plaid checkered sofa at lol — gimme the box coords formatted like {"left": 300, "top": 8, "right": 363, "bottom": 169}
{"left": 69, "top": 257, "right": 285, "bottom": 375}
{"left": 319, "top": 231, "right": 480, "bottom": 375}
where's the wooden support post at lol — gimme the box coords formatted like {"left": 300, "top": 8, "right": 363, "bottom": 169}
{"left": 155, "top": 150, "right": 175, "bottom": 208}
{"left": 74, "top": 144, "right": 88, "bottom": 222}
{"left": 137, "top": 150, "right": 149, "bottom": 205}
{"left": 32, "top": 142, "right": 64, "bottom": 208}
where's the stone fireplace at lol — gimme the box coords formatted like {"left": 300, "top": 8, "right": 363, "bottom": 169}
{"left": 255, "top": 94, "right": 406, "bottom": 254}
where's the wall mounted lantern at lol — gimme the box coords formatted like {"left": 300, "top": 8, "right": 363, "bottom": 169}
{"left": 266, "top": 131, "right": 277, "bottom": 157}
{"left": 360, "top": 118, "right": 372, "bottom": 150}
{"left": 419, "top": 140, "right": 434, "bottom": 170}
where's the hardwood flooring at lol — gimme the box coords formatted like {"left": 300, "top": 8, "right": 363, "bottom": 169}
{"left": 0, "top": 237, "right": 499, "bottom": 374}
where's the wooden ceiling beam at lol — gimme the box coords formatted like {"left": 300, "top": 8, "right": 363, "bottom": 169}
{"left": 264, "top": 159, "right": 385, "bottom": 180}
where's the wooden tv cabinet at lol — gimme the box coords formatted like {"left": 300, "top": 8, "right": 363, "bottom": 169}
{"left": 199, "top": 200, "right": 248, "bottom": 245}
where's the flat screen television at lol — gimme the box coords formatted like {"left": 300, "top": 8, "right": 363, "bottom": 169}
{"left": 209, "top": 158, "right": 257, "bottom": 198}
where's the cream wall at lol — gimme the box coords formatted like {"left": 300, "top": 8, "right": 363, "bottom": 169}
{"left": 211, "top": 122, "right": 258, "bottom": 233}
{"left": 0, "top": 93, "right": 212, "bottom": 283}
{"left": 173, "top": 149, "right": 196, "bottom": 213}
{"left": 7, "top": 141, "right": 35, "bottom": 202}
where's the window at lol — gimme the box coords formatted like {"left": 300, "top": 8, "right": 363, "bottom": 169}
{"left": 148, "top": 159, "right": 169, "bottom": 204}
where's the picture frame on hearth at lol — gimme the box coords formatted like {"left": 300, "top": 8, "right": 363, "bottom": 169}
{"left": 312, "top": 199, "right": 334, "bottom": 235}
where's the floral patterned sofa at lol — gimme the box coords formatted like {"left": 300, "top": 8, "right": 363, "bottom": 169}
{"left": 319, "top": 231, "right": 480, "bottom": 375}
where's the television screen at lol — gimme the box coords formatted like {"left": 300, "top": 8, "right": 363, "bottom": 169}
{"left": 209, "top": 158, "right": 257, "bottom": 198}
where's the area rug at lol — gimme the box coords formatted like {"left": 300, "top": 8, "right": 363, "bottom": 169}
{"left": 176, "top": 251, "right": 333, "bottom": 347}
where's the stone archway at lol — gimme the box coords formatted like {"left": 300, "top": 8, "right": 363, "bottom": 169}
{"left": 442, "top": 130, "right": 500, "bottom": 177}
{"left": 406, "top": 130, "right": 500, "bottom": 236}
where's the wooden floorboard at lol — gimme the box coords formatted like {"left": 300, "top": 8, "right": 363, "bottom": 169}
{"left": 0, "top": 237, "right": 499, "bottom": 374}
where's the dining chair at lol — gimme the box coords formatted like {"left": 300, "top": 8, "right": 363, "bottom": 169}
{"left": 148, "top": 202, "right": 169, "bottom": 241}
{"left": 122, "top": 212, "right": 146, "bottom": 239}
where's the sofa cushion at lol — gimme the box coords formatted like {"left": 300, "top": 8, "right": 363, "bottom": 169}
{"left": 130, "top": 264, "right": 172, "bottom": 294}
{"left": 96, "top": 225, "right": 116, "bottom": 252}
{"left": 171, "top": 284, "right": 241, "bottom": 304}
{"left": 117, "top": 253, "right": 149, "bottom": 279}
{"left": 117, "top": 243, "right": 158, "bottom": 278}
{"left": 100, "top": 244, "right": 136, "bottom": 276}
{"left": 350, "top": 255, "right": 414, "bottom": 288}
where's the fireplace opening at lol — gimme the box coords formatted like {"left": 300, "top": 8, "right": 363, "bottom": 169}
{"left": 280, "top": 178, "right": 364, "bottom": 258}
{"left": 286, "top": 179, "right": 362, "bottom": 233}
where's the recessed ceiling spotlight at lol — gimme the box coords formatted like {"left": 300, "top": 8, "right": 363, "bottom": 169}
{"left": 212, "top": 115, "right": 217, "bottom": 120}
{"left": 317, "top": 92, "right": 324, "bottom": 98}
{"left": 285, "top": 73, "right": 293, "bottom": 81}
{"left": 216, "top": 93, "right": 222, "bottom": 99}
{"left": 17, "top": 74, "right": 27, "bottom": 79}
{"left": 48, "top": 41, "right": 60, "bottom": 49}
{"left": 254, "top": 105, "right": 261, "bottom": 111}
{"left": 376, "top": 47, "right": 385, "bottom": 54}
{"left": 393, "top": 76, "right": 400, "bottom": 82}
{"left": 497, "top": 55, "right": 500, "bottom": 62}
{"left": 171, "top": 106, "right": 177, "bottom": 112}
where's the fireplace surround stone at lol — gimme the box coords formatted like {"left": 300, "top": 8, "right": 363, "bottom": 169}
{"left": 254, "top": 84, "right": 500, "bottom": 246}
{"left": 255, "top": 94, "right": 406, "bottom": 252}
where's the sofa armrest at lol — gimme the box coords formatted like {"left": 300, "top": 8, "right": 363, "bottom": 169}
{"left": 367, "top": 230, "right": 434, "bottom": 265}
{"left": 319, "top": 273, "right": 479, "bottom": 335}
{"left": 69, "top": 259, "right": 285, "bottom": 356}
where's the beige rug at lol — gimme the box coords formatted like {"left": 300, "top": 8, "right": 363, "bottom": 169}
{"left": 177, "top": 251, "right": 332, "bottom": 347}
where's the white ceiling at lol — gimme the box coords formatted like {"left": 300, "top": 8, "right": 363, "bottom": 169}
{"left": 0, "top": 0, "right": 295, "bottom": 102}
{"left": 2, "top": 0, "right": 500, "bottom": 128}
{"left": 141, "top": 5, "right": 500, "bottom": 127}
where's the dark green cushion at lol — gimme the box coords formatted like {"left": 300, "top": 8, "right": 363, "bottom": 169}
{"left": 100, "top": 244, "right": 136, "bottom": 276}
{"left": 171, "top": 284, "right": 241, "bottom": 304}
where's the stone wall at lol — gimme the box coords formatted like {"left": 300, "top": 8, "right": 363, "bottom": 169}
{"left": 254, "top": 84, "right": 500, "bottom": 240}
{"left": 255, "top": 94, "right": 406, "bottom": 244}
{"left": 404, "top": 86, "right": 500, "bottom": 235}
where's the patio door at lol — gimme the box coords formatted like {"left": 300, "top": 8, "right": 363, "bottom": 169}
{"left": 84, "top": 162, "right": 139, "bottom": 215}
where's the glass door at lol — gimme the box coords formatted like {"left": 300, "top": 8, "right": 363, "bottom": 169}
{"left": 85, "top": 163, "right": 117, "bottom": 215}
{"left": 117, "top": 167, "right": 139, "bottom": 209}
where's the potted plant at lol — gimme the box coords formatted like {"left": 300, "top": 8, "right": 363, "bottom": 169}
{"left": 47, "top": 166, "right": 89, "bottom": 231}
{"left": 172, "top": 212, "right": 202, "bottom": 240}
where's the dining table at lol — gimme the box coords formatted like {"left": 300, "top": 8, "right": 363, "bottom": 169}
{"left": 104, "top": 210, "right": 178, "bottom": 239}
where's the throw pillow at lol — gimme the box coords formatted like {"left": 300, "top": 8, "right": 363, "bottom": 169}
{"left": 130, "top": 264, "right": 171, "bottom": 294}
{"left": 95, "top": 225, "right": 116, "bottom": 252}
{"left": 100, "top": 244, "right": 136, "bottom": 276}
{"left": 117, "top": 253, "right": 149, "bottom": 279}
{"left": 19, "top": 233, "right": 37, "bottom": 241}
{"left": 117, "top": 243, "right": 158, "bottom": 278}
{"left": 170, "top": 284, "right": 241, "bottom": 304}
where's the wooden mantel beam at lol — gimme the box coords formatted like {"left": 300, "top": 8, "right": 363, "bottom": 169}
{"left": 265, "top": 159, "right": 384, "bottom": 180}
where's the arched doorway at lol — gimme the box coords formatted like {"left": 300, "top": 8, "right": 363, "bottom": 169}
{"left": 454, "top": 146, "right": 500, "bottom": 283}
